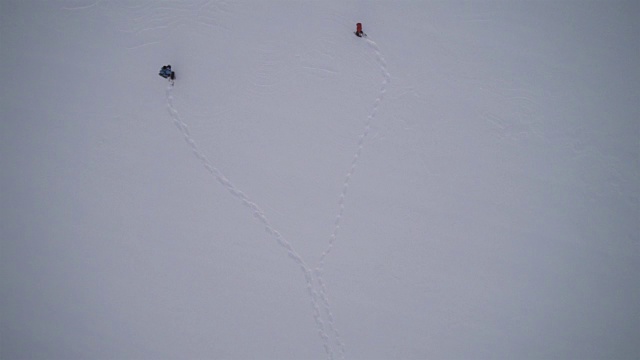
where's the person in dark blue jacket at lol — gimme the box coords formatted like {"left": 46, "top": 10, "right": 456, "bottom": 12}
{"left": 159, "top": 65, "right": 175, "bottom": 80}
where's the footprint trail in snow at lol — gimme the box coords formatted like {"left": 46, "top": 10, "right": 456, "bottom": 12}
{"left": 164, "top": 36, "right": 390, "bottom": 360}
{"left": 165, "top": 85, "right": 335, "bottom": 359}
{"left": 314, "top": 37, "right": 391, "bottom": 360}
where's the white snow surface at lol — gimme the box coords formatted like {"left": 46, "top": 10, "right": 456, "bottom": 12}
{"left": 1, "top": 1, "right": 639, "bottom": 359}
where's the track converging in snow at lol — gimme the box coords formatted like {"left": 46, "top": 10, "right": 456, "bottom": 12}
{"left": 165, "top": 37, "right": 390, "bottom": 360}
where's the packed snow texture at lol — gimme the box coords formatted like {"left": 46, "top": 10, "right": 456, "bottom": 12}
{"left": 1, "top": 1, "right": 638, "bottom": 359}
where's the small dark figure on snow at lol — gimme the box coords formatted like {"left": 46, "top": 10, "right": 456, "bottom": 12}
{"left": 355, "top": 23, "right": 365, "bottom": 37}
{"left": 159, "top": 65, "right": 175, "bottom": 81}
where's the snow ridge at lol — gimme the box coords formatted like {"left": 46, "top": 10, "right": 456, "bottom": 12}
{"left": 315, "top": 38, "right": 391, "bottom": 360}
{"left": 165, "top": 85, "right": 335, "bottom": 359}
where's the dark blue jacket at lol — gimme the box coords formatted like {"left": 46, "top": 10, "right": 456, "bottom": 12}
{"left": 159, "top": 66, "right": 172, "bottom": 78}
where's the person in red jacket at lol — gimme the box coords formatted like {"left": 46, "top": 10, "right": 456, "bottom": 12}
{"left": 355, "top": 23, "right": 364, "bottom": 37}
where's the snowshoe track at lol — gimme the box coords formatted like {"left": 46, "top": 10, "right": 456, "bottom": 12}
{"left": 315, "top": 37, "right": 391, "bottom": 360}
{"left": 165, "top": 85, "right": 335, "bottom": 359}
{"left": 165, "top": 35, "right": 390, "bottom": 360}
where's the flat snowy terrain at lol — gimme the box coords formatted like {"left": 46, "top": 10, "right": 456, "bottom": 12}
{"left": 1, "top": 1, "right": 638, "bottom": 359}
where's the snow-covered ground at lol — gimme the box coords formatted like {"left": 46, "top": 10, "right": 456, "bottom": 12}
{"left": 1, "top": 1, "right": 638, "bottom": 359}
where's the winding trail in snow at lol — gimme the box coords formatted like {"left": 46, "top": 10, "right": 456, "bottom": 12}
{"left": 314, "top": 37, "right": 391, "bottom": 360}
{"left": 165, "top": 85, "right": 335, "bottom": 360}
{"left": 164, "top": 35, "right": 390, "bottom": 360}
{"left": 317, "top": 38, "right": 390, "bottom": 270}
